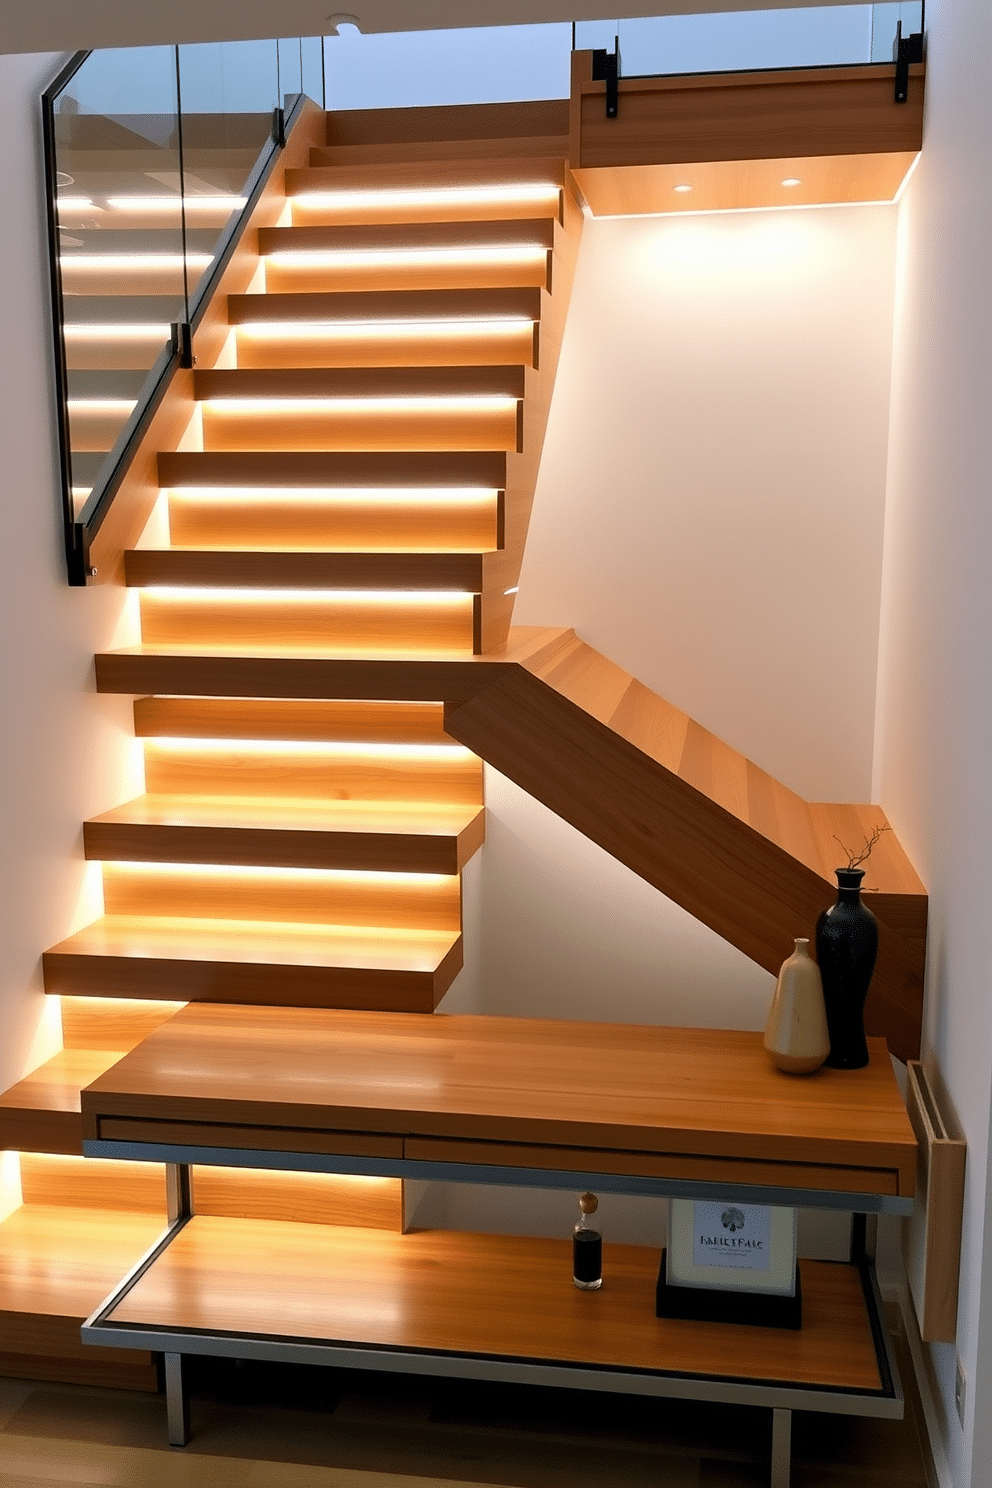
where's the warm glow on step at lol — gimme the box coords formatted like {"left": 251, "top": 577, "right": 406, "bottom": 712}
{"left": 291, "top": 184, "right": 561, "bottom": 211}
{"left": 142, "top": 587, "right": 474, "bottom": 603}
{"left": 115, "top": 859, "right": 456, "bottom": 887}
{"left": 146, "top": 737, "right": 474, "bottom": 760}
{"left": 236, "top": 316, "right": 534, "bottom": 337}
{"left": 165, "top": 486, "right": 498, "bottom": 504}
{"left": 264, "top": 246, "right": 547, "bottom": 269}
{"left": 201, "top": 395, "right": 518, "bottom": 414}
{"left": 67, "top": 399, "right": 136, "bottom": 413}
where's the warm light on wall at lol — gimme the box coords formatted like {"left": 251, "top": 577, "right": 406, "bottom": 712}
{"left": 292, "top": 184, "right": 560, "bottom": 211}
{"left": 673, "top": 185, "right": 693, "bottom": 194}
{"left": 66, "top": 398, "right": 137, "bottom": 413}
{"left": 781, "top": 178, "right": 802, "bottom": 187}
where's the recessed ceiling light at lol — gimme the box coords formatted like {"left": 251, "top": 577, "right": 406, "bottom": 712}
{"left": 781, "top": 178, "right": 802, "bottom": 188}
{"left": 673, "top": 184, "right": 693, "bottom": 194}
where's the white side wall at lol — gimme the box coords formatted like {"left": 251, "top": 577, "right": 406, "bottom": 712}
{"left": 516, "top": 203, "right": 898, "bottom": 803}
{"left": 0, "top": 50, "right": 140, "bottom": 1207}
{"left": 874, "top": 1, "right": 992, "bottom": 1481}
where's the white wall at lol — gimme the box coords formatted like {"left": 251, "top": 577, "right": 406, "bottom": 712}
{"left": 0, "top": 51, "right": 141, "bottom": 1154}
{"left": 516, "top": 203, "right": 899, "bottom": 803}
{"left": 873, "top": 1, "right": 992, "bottom": 1481}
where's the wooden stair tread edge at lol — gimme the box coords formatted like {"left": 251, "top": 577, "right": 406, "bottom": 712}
{"left": 258, "top": 218, "right": 559, "bottom": 251}
{"left": 807, "top": 801, "right": 928, "bottom": 897}
{"left": 226, "top": 286, "right": 547, "bottom": 323}
{"left": 87, "top": 796, "right": 485, "bottom": 834}
{"left": 124, "top": 550, "right": 489, "bottom": 589}
{"left": 45, "top": 914, "right": 462, "bottom": 968}
{"left": 192, "top": 365, "right": 529, "bottom": 398}
{"left": 285, "top": 157, "right": 568, "bottom": 191}
{"left": 157, "top": 448, "right": 509, "bottom": 485}
{"left": 0, "top": 1049, "right": 126, "bottom": 1113}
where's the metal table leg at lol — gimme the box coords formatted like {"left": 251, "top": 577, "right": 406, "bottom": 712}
{"left": 770, "top": 1407, "right": 791, "bottom": 1488}
{"left": 164, "top": 1351, "right": 190, "bottom": 1447}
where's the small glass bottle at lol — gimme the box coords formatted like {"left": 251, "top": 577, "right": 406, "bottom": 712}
{"left": 573, "top": 1192, "right": 602, "bottom": 1290}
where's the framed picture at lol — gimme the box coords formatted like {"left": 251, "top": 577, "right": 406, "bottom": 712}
{"left": 667, "top": 1199, "right": 798, "bottom": 1296}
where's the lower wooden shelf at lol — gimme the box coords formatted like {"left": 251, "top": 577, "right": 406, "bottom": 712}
{"left": 0, "top": 1203, "right": 165, "bottom": 1389}
{"left": 97, "top": 1218, "right": 886, "bottom": 1396}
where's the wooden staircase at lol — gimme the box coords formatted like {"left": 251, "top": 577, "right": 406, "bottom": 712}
{"left": 0, "top": 95, "right": 927, "bottom": 1389}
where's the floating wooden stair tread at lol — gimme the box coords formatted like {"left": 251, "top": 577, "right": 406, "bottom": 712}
{"left": 285, "top": 156, "right": 567, "bottom": 195}
{"left": 125, "top": 549, "right": 489, "bottom": 588}
{"left": 0, "top": 1049, "right": 125, "bottom": 1154}
{"left": 132, "top": 696, "right": 452, "bottom": 745}
{"left": 226, "top": 287, "right": 546, "bottom": 325}
{"left": 258, "top": 219, "right": 558, "bottom": 253}
{"left": 44, "top": 915, "right": 463, "bottom": 1010}
{"left": 84, "top": 796, "right": 486, "bottom": 874}
{"left": 193, "top": 366, "right": 528, "bottom": 399}
{"left": 0, "top": 1204, "right": 165, "bottom": 1383}
{"left": 101, "top": 1217, "right": 883, "bottom": 1393}
{"left": 158, "top": 449, "right": 508, "bottom": 487}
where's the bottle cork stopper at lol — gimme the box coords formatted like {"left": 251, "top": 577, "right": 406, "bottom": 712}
{"left": 579, "top": 1192, "right": 598, "bottom": 1214}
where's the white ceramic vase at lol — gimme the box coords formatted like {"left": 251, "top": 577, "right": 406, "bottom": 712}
{"left": 763, "top": 937, "right": 830, "bottom": 1075}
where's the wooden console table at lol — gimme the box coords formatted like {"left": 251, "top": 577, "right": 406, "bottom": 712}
{"left": 78, "top": 1006, "right": 917, "bottom": 1488}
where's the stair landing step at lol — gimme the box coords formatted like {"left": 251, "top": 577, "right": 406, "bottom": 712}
{"left": 0, "top": 1050, "right": 125, "bottom": 1155}
{"left": 43, "top": 916, "right": 462, "bottom": 1011}
{"left": 84, "top": 796, "right": 486, "bottom": 874}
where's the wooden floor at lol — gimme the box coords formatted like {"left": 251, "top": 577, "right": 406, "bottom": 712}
{"left": 0, "top": 1317, "right": 932, "bottom": 1488}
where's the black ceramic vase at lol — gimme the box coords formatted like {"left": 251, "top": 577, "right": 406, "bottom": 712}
{"left": 815, "top": 868, "right": 878, "bottom": 1070}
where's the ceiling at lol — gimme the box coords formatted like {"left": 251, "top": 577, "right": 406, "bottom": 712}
{"left": 3, "top": 0, "right": 872, "bottom": 57}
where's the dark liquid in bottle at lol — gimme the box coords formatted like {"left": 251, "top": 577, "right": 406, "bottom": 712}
{"left": 573, "top": 1228, "right": 603, "bottom": 1284}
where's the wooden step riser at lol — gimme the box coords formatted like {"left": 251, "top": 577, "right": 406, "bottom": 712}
{"left": 262, "top": 258, "right": 551, "bottom": 294}
{"left": 198, "top": 405, "right": 521, "bottom": 455}
{"left": 235, "top": 324, "right": 538, "bottom": 371}
{"left": 290, "top": 198, "right": 562, "bottom": 228}
{"left": 43, "top": 951, "right": 457, "bottom": 1012}
{"left": 100, "top": 863, "right": 463, "bottom": 932}
{"left": 138, "top": 591, "right": 478, "bottom": 654}
{"left": 167, "top": 493, "right": 502, "bottom": 554}
{"left": 142, "top": 744, "right": 483, "bottom": 804}
{"left": 132, "top": 697, "right": 453, "bottom": 746}
{"left": 84, "top": 818, "right": 482, "bottom": 876}
{"left": 126, "top": 550, "right": 487, "bottom": 591}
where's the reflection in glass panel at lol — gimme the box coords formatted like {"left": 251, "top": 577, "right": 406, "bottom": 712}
{"left": 301, "top": 36, "right": 325, "bottom": 108}
{"left": 177, "top": 40, "right": 281, "bottom": 311}
{"left": 53, "top": 46, "right": 181, "bottom": 516}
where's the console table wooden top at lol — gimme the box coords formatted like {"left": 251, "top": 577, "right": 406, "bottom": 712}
{"left": 80, "top": 1006, "right": 916, "bottom": 1197}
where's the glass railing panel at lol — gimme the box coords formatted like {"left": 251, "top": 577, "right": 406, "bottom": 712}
{"left": 321, "top": 22, "right": 572, "bottom": 109}
{"left": 175, "top": 40, "right": 281, "bottom": 311}
{"left": 301, "top": 36, "right": 325, "bottom": 108}
{"left": 52, "top": 45, "right": 181, "bottom": 517}
{"left": 574, "top": 4, "right": 921, "bottom": 76}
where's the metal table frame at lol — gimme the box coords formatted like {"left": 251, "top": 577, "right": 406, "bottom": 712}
{"left": 81, "top": 1144, "right": 907, "bottom": 1488}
